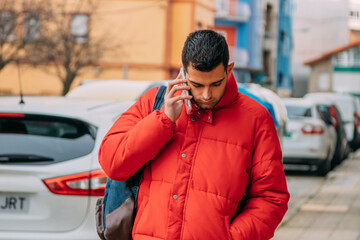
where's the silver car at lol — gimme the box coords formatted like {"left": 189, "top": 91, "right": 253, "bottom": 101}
{"left": 0, "top": 96, "right": 133, "bottom": 239}
{"left": 282, "top": 98, "right": 337, "bottom": 176}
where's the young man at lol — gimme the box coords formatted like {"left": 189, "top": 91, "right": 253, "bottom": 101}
{"left": 99, "top": 30, "right": 289, "bottom": 240}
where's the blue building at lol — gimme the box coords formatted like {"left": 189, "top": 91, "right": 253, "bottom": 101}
{"left": 276, "top": 0, "right": 293, "bottom": 94}
{"left": 215, "top": 0, "right": 293, "bottom": 96}
{"left": 214, "top": 0, "right": 263, "bottom": 83}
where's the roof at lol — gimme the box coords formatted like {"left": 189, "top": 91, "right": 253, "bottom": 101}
{"left": 0, "top": 96, "right": 134, "bottom": 126}
{"left": 304, "top": 41, "right": 360, "bottom": 66}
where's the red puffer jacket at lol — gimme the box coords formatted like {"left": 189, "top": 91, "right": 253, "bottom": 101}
{"left": 99, "top": 74, "right": 289, "bottom": 240}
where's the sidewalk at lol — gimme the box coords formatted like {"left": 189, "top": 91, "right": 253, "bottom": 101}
{"left": 274, "top": 151, "right": 360, "bottom": 240}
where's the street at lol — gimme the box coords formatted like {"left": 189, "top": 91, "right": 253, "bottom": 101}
{"left": 283, "top": 169, "right": 325, "bottom": 223}
{"left": 273, "top": 151, "right": 360, "bottom": 240}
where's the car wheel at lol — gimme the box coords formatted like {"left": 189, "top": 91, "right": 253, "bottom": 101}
{"left": 317, "top": 151, "right": 331, "bottom": 176}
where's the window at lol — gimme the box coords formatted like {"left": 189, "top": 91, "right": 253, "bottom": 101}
{"left": 0, "top": 11, "right": 16, "bottom": 41}
{"left": 23, "top": 12, "right": 40, "bottom": 41}
{"left": 278, "top": 72, "right": 283, "bottom": 86}
{"left": 70, "top": 14, "right": 88, "bottom": 43}
{"left": 279, "top": 30, "right": 291, "bottom": 56}
{"left": 280, "top": 31, "right": 285, "bottom": 41}
{"left": 285, "top": 105, "right": 312, "bottom": 118}
{"left": 0, "top": 114, "right": 96, "bottom": 164}
{"left": 349, "top": 10, "right": 360, "bottom": 20}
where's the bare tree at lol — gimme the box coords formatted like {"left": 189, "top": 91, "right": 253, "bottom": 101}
{"left": 0, "top": 0, "right": 47, "bottom": 71}
{"left": 37, "top": 0, "right": 113, "bottom": 95}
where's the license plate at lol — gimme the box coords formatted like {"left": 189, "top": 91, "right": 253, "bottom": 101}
{"left": 0, "top": 193, "right": 30, "bottom": 213}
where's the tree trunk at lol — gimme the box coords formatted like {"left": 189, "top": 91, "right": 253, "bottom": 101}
{"left": 62, "top": 75, "right": 75, "bottom": 96}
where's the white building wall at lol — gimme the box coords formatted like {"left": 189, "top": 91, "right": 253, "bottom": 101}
{"left": 292, "top": 0, "right": 350, "bottom": 96}
{"left": 333, "top": 71, "right": 360, "bottom": 94}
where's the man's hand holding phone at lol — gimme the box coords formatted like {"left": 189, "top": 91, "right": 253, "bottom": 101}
{"left": 164, "top": 69, "right": 193, "bottom": 123}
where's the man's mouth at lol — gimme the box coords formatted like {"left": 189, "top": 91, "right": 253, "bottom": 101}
{"left": 198, "top": 100, "right": 215, "bottom": 104}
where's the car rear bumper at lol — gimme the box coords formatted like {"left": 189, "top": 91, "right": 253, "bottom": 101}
{"left": 283, "top": 137, "right": 328, "bottom": 160}
{"left": 0, "top": 198, "right": 99, "bottom": 240}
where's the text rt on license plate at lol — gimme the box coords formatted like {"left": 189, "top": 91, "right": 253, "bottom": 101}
{"left": 0, "top": 194, "right": 30, "bottom": 213}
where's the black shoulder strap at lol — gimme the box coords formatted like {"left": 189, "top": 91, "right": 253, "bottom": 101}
{"left": 152, "top": 85, "right": 167, "bottom": 112}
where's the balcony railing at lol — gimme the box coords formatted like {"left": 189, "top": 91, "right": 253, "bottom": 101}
{"left": 215, "top": 0, "right": 251, "bottom": 22}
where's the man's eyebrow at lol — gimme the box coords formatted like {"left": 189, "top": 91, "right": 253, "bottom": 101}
{"left": 188, "top": 79, "right": 203, "bottom": 86}
{"left": 212, "top": 78, "right": 225, "bottom": 85}
{"left": 188, "top": 78, "right": 225, "bottom": 86}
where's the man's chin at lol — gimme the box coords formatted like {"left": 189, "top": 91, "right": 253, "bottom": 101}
{"left": 196, "top": 102, "right": 217, "bottom": 110}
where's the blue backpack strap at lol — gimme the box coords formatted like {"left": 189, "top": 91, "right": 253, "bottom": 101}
{"left": 100, "top": 85, "right": 168, "bottom": 235}
{"left": 152, "top": 85, "right": 167, "bottom": 111}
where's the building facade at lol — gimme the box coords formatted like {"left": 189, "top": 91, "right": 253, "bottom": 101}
{"left": 214, "top": 0, "right": 259, "bottom": 84}
{"left": 0, "top": 0, "right": 215, "bottom": 95}
{"left": 275, "top": 0, "right": 293, "bottom": 97}
{"left": 214, "top": 0, "right": 293, "bottom": 96}
{"left": 291, "top": 0, "right": 349, "bottom": 97}
{"left": 305, "top": 41, "right": 360, "bottom": 95}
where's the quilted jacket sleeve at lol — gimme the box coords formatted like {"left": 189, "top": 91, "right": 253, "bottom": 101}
{"left": 229, "top": 113, "right": 290, "bottom": 240}
{"left": 98, "top": 87, "right": 176, "bottom": 181}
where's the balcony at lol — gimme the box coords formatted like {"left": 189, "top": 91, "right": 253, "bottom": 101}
{"left": 215, "top": 0, "right": 251, "bottom": 23}
{"left": 229, "top": 46, "right": 249, "bottom": 68}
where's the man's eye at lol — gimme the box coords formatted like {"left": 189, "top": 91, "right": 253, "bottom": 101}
{"left": 193, "top": 84, "right": 202, "bottom": 88}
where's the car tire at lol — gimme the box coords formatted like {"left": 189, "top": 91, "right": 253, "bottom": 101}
{"left": 317, "top": 152, "right": 331, "bottom": 176}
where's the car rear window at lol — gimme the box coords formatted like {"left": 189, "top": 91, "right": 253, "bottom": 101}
{"left": 0, "top": 113, "right": 97, "bottom": 165}
{"left": 285, "top": 105, "right": 312, "bottom": 118}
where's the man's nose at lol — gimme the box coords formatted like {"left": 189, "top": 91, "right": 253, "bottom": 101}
{"left": 202, "top": 87, "right": 212, "bottom": 100}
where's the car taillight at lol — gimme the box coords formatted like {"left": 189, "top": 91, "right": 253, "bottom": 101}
{"left": 329, "top": 107, "right": 338, "bottom": 128}
{"left": 43, "top": 169, "right": 107, "bottom": 196}
{"left": 0, "top": 113, "right": 25, "bottom": 117}
{"left": 301, "top": 124, "right": 324, "bottom": 134}
{"left": 354, "top": 113, "right": 359, "bottom": 128}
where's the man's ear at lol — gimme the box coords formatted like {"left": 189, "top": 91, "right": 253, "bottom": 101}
{"left": 227, "top": 62, "right": 235, "bottom": 73}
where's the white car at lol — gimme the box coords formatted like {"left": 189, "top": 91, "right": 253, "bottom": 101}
{"left": 282, "top": 98, "right": 337, "bottom": 176}
{"left": 304, "top": 92, "right": 360, "bottom": 150}
{"left": 0, "top": 96, "right": 133, "bottom": 239}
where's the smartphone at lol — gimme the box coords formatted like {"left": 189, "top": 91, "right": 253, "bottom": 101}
{"left": 180, "top": 67, "right": 192, "bottom": 115}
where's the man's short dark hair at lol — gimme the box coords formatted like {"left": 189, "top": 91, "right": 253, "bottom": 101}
{"left": 182, "top": 30, "right": 229, "bottom": 73}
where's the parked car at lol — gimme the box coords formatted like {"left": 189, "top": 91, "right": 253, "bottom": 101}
{"left": 306, "top": 99, "right": 350, "bottom": 167}
{"left": 282, "top": 98, "right": 337, "bottom": 176}
{"left": 0, "top": 96, "right": 133, "bottom": 239}
{"left": 305, "top": 92, "right": 360, "bottom": 151}
{"left": 66, "top": 79, "right": 160, "bottom": 101}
